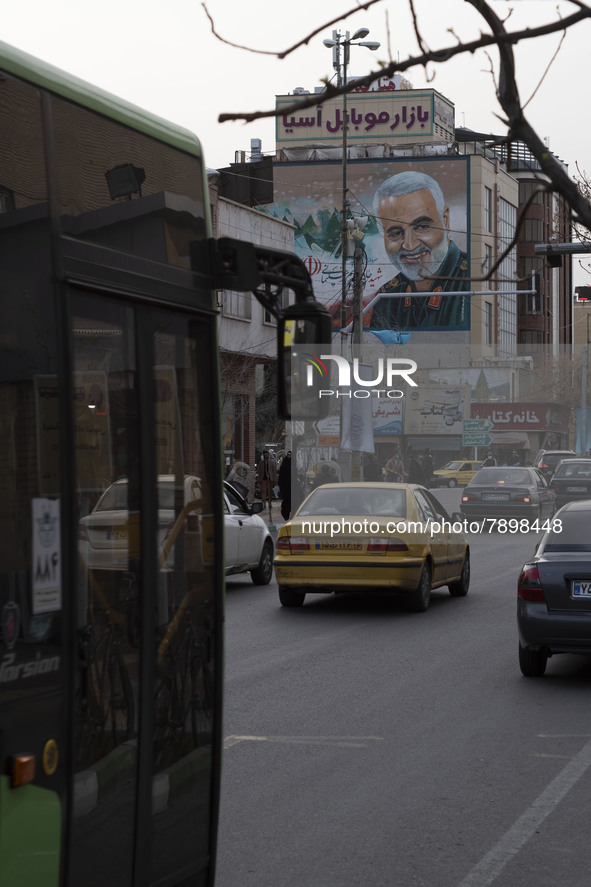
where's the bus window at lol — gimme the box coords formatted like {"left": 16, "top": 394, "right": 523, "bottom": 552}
{"left": 51, "top": 95, "right": 207, "bottom": 270}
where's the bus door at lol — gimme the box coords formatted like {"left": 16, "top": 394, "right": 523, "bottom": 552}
{"left": 68, "top": 286, "right": 222, "bottom": 887}
{"left": 0, "top": 72, "right": 65, "bottom": 887}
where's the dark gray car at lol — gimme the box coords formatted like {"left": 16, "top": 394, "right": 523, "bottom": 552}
{"left": 549, "top": 458, "right": 591, "bottom": 509}
{"left": 517, "top": 500, "right": 591, "bottom": 676}
{"left": 534, "top": 448, "right": 577, "bottom": 480}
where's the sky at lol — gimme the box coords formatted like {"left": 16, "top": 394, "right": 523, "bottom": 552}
{"left": 3, "top": 0, "right": 591, "bottom": 283}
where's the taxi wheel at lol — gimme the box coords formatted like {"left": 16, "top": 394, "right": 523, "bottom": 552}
{"left": 406, "top": 562, "right": 431, "bottom": 612}
{"left": 448, "top": 478, "right": 457, "bottom": 488}
{"left": 448, "top": 552, "right": 470, "bottom": 597}
{"left": 279, "top": 586, "right": 306, "bottom": 607}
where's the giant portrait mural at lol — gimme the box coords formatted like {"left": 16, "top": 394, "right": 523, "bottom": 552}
{"left": 267, "top": 156, "right": 470, "bottom": 333}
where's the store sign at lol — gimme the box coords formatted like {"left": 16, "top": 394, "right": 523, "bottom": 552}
{"left": 276, "top": 89, "right": 454, "bottom": 145}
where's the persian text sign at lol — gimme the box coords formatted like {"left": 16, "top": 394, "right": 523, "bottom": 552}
{"left": 276, "top": 91, "right": 449, "bottom": 144}
{"left": 471, "top": 403, "right": 569, "bottom": 431}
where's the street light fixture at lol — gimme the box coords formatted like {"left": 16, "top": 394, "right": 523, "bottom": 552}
{"left": 323, "top": 29, "right": 381, "bottom": 342}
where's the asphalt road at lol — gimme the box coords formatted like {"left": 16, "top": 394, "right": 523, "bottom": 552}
{"left": 216, "top": 489, "right": 591, "bottom": 887}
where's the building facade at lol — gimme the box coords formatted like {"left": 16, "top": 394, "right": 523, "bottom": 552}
{"left": 208, "top": 172, "right": 295, "bottom": 471}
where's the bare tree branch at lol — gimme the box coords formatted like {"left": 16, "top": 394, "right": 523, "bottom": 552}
{"left": 522, "top": 29, "right": 565, "bottom": 111}
{"left": 467, "top": 0, "right": 591, "bottom": 232}
{"left": 218, "top": 5, "right": 591, "bottom": 122}
{"left": 201, "top": 0, "right": 386, "bottom": 58}
{"left": 214, "top": 0, "right": 591, "bottom": 235}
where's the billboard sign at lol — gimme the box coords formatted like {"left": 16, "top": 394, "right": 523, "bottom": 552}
{"left": 266, "top": 155, "right": 470, "bottom": 332}
{"left": 276, "top": 90, "right": 454, "bottom": 146}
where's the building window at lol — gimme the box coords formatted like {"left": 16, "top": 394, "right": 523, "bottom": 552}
{"left": 522, "top": 218, "right": 544, "bottom": 242}
{"left": 485, "top": 301, "right": 493, "bottom": 345}
{"left": 484, "top": 186, "right": 492, "bottom": 232}
{"left": 483, "top": 243, "right": 493, "bottom": 285}
{"left": 264, "top": 290, "right": 288, "bottom": 324}
{"left": 497, "top": 197, "right": 518, "bottom": 352}
{"left": 519, "top": 181, "right": 543, "bottom": 206}
{"left": 519, "top": 329, "right": 543, "bottom": 346}
{"left": 222, "top": 290, "right": 252, "bottom": 320}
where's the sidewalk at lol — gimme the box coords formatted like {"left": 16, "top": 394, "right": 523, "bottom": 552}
{"left": 257, "top": 500, "right": 286, "bottom": 533}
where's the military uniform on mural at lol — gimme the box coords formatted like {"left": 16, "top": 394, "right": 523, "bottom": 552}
{"left": 370, "top": 241, "right": 469, "bottom": 331}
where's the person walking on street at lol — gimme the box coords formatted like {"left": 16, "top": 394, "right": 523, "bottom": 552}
{"left": 423, "top": 449, "right": 434, "bottom": 486}
{"left": 278, "top": 451, "right": 293, "bottom": 520}
{"left": 256, "top": 449, "right": 278, "bottom": 517}
{"left": 482, "top": 451, "right": 497, "bottom": 467}
{"left": 385, "top": 452, "right": 404, "bottom": 482}
{"left": 408, "top": 449, "right": 425, "bottom": 484}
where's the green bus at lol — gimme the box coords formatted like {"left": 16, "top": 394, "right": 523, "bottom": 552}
{"left": 0, "top": 41, "right": 329, "bottom": 886}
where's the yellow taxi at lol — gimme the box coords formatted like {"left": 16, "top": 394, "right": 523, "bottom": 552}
{"left": 273, "top": 482, "right": 469, "bottom": 611}
{"left": 430, "top": 460, "right": 482, "bottom": 488}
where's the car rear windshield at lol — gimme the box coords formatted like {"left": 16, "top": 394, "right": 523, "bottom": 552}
{"left": 539, "top": 453, "right": 577, "bottom": 467}
{"left": 471, "top": 468, "right": 531, "bottom": 485}
{"left": 544, "top": 511, "right": 591, "bottom": 551}
{"left": 299, "top": 487, "right": 407, "bottom": 518}
{"left": 553, "top": 461, "right": 591, "bottom": 478}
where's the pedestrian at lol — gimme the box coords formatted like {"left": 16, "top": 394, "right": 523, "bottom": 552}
{"left": 313, "top": 462, "right": 333, "bottom": 489}
{"left": 364, "top": 455, "right": 381, "bottom": 481}
{"left": 408, "top": 449, "right": 424, "bottom": 484}
{"left": 256, "top": 449, "right": 278, "bottom": 517}
{"left": 423, "top": 449, "right": 434, "bottom": 485}
{"left": 510, "top": 450, "right": 521, "bottom": 466}
{"left": 482, "top": 451, "right": 497, "bottom": 467}
{"left": 384, "top": 452, "right": 404, "bottom": 482}
{"left": 278, "top": 451, "right": 292, "bottom": 520}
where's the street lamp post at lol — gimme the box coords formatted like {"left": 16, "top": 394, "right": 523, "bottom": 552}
{"left": 323, "top": 29, "right": 380, "bottom": 345}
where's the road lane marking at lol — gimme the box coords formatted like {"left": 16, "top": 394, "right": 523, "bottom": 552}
{"left": 457, "top": 734, "right": 591, "bottom": 887}
{"left": 224, "top": 735, "right": 383, "bottom": 749}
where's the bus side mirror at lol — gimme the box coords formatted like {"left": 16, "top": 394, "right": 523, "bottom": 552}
{"left": 277, "top": 302, "right": 332, "bottom": 420}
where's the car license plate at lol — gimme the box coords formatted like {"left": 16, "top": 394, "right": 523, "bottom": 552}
{"left": 482, "top": 493, "right": 510, "bottom": 501}
{"left": 316, "top": 541, "right": 363, "bottom": 550}
{"left": 566, "top": 486, "right": 587, "bottom": 493}
{"left": 107, "top": 529, "right": 127, "bottom": 541}
{"left": 572, "top": 580, "right": 591, "bottom": 597}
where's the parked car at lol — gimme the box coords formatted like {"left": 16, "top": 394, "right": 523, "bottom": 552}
{"left": 517, "top": 499, "right": 591, "bottom": 676}
{"left": 549, "top": 458, "right": 591, "bottom": 509}
{"left": 534, "top": 448, "right": 577, "bottom": 480}
{"left": 460, "top": 466, "right": 555, "bottom": 522}
{"left": 223, "top": 482, "right": 274, "bottom": 584}
{"left": 273, "top": 482, "right": 470, "bottom": 611}
{"left": 431, "top": 460, "right": 481, "bottom": 488}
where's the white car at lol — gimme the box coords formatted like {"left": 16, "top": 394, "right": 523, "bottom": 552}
{"left": 78, "top": 475, "right": 203, "bottom": 574}
{"left": 79, "top": 476, "right": 274, "bottom": 585}
{"left": 223, "top": 481, "right": 274, "bottom": 584}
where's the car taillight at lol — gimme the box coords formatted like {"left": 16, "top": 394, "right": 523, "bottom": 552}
{"left": 367, "top": 538, "right": 388, "bottom": 552}
{"left": 461, "top": 494, "right": 473, "bottom": 502}
{"left": 539, "top": 463, "right": 549, "bottom": 469}
{"left": 78, "top": 523, "right": 89, "bottom": 541}
{"left": 518, "top": 565, "right": 546, "bottom": 602}
{"left": 387, "top": 538, "right": 409, "bottom": 552}
{"left": 368, "top": 537, "right": 409, "bottom": 552}
{"left": 519, "top": 496, "right": 531, "bottom": 503}
{"left": 276, "top": 535, "right": 309, "bottom": 552}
